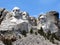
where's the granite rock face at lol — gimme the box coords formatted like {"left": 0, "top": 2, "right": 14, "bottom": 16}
{"left": 29, "top": 16, "right": 37, "bottom": 26}
{"left": 13, "top": 34, "right": 57, "bottom": 45}
{"left": 37, "top": 11, "right": 59, "bottom": 33}
{"left": 58, "top": 19, "right": 60, "bottom": 28}
{"left": 0, "top": 41, "right": 4, "bottom": 45}
{"left": 0, "top": 8, "right": 9, "bottom": 24}
{"left": 46, "top": 11, "right": 59, "bottom": 25}
{"left": 0, "top": 7, "right": 32, "bottom": 32}
{"left": 0, "top": 7, "right": 60, "bottom": 45}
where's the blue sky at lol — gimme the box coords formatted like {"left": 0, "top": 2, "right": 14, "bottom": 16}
{"left": 0, "top": 0, "right": 60, "bottom": 18}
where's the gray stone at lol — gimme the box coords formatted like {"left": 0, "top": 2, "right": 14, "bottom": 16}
{"left": 0, "top": 10, "right": 9, "bottom": 22}
{"left": 0, "top": 8, "right": 9, "bottom": 24}
{"left": 46, "top": 11, "right": 59, "bottom": 24}
{"left": 0, "top": 8, "right": 5, "bottom": 15}
{"left": 12, "top": 34, "right": 56, "bottom": 45}
{"left": 0, "top": 41, "right": 5, "bottom": 45}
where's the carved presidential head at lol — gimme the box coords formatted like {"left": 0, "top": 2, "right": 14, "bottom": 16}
{"left": 12, "top": 7, "right": 20, "bottom": 17}
{"left": 12, "top": 7, "right": 20, "bottom": 13}
{"left": 22, "top": 12, "right": 29, "bottom": 19}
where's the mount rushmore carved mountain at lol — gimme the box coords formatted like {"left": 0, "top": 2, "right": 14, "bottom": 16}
{"left": 0, "top": 7, "right": 60, "bottom": 45}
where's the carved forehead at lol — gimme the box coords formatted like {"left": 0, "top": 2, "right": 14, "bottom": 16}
{"left": 22, "top": 12, "right": 29, "bottom": 16}
{"left": 40, "top": 15, "right": 45, "bottom": 18}
{"left": 12, "top": 7, "right": 20, "bottom": 11}
{"left": 22, "top": 12, "right": 27, "bottom": 14}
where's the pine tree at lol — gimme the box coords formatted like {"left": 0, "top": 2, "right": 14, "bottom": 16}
{"left": 21, "top": 30, "right": 27, "bottom": 37}
{"left": 38, "top": 27, "right": 44, "bottom": 36}
{"left": 30, "top": 29, "right": 33, "bottom": 34}
{"left": 35, "top": 32, "right": 37, "bottom": 35}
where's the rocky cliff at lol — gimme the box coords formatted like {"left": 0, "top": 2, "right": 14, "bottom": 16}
{"left": 0, "top": 7, "right": 60, "bottom": 45}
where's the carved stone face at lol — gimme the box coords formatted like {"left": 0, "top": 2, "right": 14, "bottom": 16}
{"left": 13, "top": 7, "right": 20, "bottom": 12}
{"left": 39, "top": 15, "right": 47, "bottom": 25}
{"left": 22, "top": 12, "right": 29, "bottom": 19}
{"left": 13, "top": 9, "right": 20, "bottom": 13}
{"left": 12, "top": 7, "right": 20, "bottom": 17}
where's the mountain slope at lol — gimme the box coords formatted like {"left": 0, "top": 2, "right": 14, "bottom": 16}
{"left": 13, "top": 34, "right": 57, "bottom": 45}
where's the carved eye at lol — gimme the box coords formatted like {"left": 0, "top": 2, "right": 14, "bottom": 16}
{"left": 22, "top": 13, "right": 26, "bottom": 15}
{"left": 16, "top": 10, "right": 19, "bottom": 11}
{"left": 13, "top": 10, "right": 19, "bottom": 12}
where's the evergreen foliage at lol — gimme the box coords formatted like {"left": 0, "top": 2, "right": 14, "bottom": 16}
{"left": 30, "top": 29, "right": 33, "bottom": 34}
{"left": 21, "top": 30, "right": 27, "bottom": 37}
{"left": 38, "top": 27, "right": 44, "bottom": 36}
{"left": 35, "top": 32, "right": 37, "bottom": 35}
